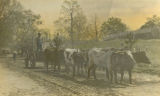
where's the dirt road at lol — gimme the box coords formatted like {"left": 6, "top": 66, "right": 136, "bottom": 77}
{"left": 0, "top": 59, "right": 75, "bottom": 96}
{"left": 0, "top": 58, "right": 160, "bottom": 96}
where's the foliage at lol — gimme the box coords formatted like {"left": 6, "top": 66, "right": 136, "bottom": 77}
{"left": 73, "top": 11, "right": 87, "bottom": 40}
{"left": 55, "top": 0, "right": 104, "bottom": 42}
{"left": 15, "top": 10, "right": 42, "bottom": 50}
{"left": 0, "top": 0, "right": 11, "bottom": 19}
{"left": 54, "top": 0, "right": 87, "bottom": 41}
{"left": 140, "top": 15, "right": 160, "bottom": 29}
{"left": 124, "top": 32, "right": 137, "bottom": 50}
{"left": 0, "top": 0, "right": 23, "bottom": 47}
{"left": 0, "top": 0, "right": 42, "bottom": 50}
{"left": 81, "top": 23, "right": 97, "bottom": 40}
{"left": 52, "top": 33, "right": 64, "bottom": 49}
{"left": 101, "top": 17, "right": 127, "bottom": 35}
{"left": 82, "top": 17, "right": 102, "bottom": 41}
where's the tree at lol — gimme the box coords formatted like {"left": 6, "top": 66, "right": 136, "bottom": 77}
{"left": 94, "top": 15, "right": 98, "bottom": 41}
{"left": 124, "top": 32, "right": 137, "bottom": 50}
{"left": 15, "top": 10, "right": 42, "bottom": 51}
{"left": 0, "top": 0, "right": 23, "bottom": 47}
{"left": 0, "top": 0, "right": 11, "bottom": 19}
{"left": 82, "top": 23, "right": 95, "bottom": 40}
{"left": 82, "top": 14, "right": 100, "bottom": 41}
{"left": 140, "top": 15, "right": 160, "bottom": 29}
{"left": 101, "top": 17, "right": 127, "bottom": 35}
{"left": 73, "top": 10, "right": 87, "bottom": 40}
{"left": 0, "top": 0, "right": 42, "bottom": 51}
{"left": 54, "top": 0, "right": 87, "bottom": 47}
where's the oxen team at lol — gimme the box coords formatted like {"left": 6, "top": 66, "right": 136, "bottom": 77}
{"left": 43, "top": 47, "right": 150, "bottom": 84}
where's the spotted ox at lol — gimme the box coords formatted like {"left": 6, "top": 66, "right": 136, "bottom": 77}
{"left": 64, "top": 49, "right": 79, "bottom": 75}
{"left": 64, "top": 48, "right": 88, "bottom": 77}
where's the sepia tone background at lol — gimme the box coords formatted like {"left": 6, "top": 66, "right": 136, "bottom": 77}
{"left": 18, "top": 0, "right": 160, "bottom": 32}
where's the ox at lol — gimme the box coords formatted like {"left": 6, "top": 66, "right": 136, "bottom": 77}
{"left": 64, "top": 49, "right": 87, "bottom": 77}
{"left": 111, "top": 50, "right": 136, "bottom": 84}
{"left": 132, "top": 51, "right": 151, "bottom": 64}
{"left": 64, "top": 49, "right": 79, "bottom": 75}
{"left": 44, "top": 48, "right": 65, "bottom": 72}
{"left": 87, "top": 48, "right": 113, "bottom": 80}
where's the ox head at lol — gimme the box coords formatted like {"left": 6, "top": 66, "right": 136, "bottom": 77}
{"left": 70, "top": 51, "right": 81, "bottom": 62}
{"left": 132, "top": 51, "right": 151, "bottom": 64}
{"left": 72, "top": 51, "right": 79, "bottom": 57}
{"left": 72, "top": 50, "right": 89, "bottom": 66}
{"left": 81, "top": 49, "right": 89, "bottom": 62}
{"left": 125, "top": 51, "right": 137, "bottom": 65}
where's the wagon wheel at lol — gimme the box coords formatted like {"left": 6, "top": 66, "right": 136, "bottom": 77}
{"left": 24, "top": 52, "right": 30, "bottom": 68}
{"left": 25, "top": 58, "right": 29, "bottom": 68}
{"left": 30, "top": 53, "right": 37, "bottom": 68}
{"left": 30, "top": 59, "right": 36, "bottom": 68}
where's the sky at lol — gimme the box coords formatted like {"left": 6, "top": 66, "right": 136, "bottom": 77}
{"left": 18, "top": 0, "right": 160, "bottom": 33}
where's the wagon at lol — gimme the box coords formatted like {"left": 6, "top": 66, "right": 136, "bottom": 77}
{"left": 24, "top": 41, "right": 50, "bottom": 68}
{"left": 24, "top": 47, "right": 65, "bottom": 72}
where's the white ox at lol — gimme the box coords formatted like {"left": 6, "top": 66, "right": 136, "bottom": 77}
{"left": 64, "top": 48, "right": 80, "bottom": 75}
{"left": 88, "top": 48, "right": 113, "bottom": 79}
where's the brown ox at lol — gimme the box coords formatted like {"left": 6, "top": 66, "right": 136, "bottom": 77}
{"left": 44, "top": 48, "right": 65, "bottom": 72}
{"left": 111, "top": 50, "right": 136, "bottom": 84}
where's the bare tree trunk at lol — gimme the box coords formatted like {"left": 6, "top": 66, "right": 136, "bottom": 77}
{"left": 71, "top": 12, "right": 74, "bottom": 48}
{"left": 95, "top": 14, "right": 98, "bottom": 41}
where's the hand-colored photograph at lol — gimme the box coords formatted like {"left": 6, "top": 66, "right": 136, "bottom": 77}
{"left": 0, "top": 0, "right": 160, "bottom": 96}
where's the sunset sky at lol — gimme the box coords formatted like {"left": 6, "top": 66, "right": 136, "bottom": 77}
{"left": 18, "top": 0, "right": 160, "bottom": 33}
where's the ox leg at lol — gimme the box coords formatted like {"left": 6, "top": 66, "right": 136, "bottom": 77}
{"left": 114, "top": 70, "right": 118, "bottom": 83}
{"left": 56, "top": 59, "right": 60, "bottom": 72}
{"left": 76, "top": 65, "right": 78, "bottom": 75}
{"left": 120, "top": 70, "right": 124, "bottom": 83}
{"left": 73, "top": 65, "right": 76, "bottom": 77}
{"left": 25, "top": 59, "right": 29, "bottom": 68}
{"left": 51, "top": 62, "right": 54, "bottom": 70}
{"left": 46, "top": 62, "right": 49, "bottom": 72}
{"left": 77, "top": 65, "right": 80, "bottom": 75}
{"left": 88, "top": 65, "right": 92, "bottom": 79}
{"left": 128, "top": 70, "right": 132, "bottom": 84}
{"left": 81, "top": 64, "right": 84, "bottom": 75}
{"left": 108, "top": 70, "right": 113, "bottom": 83}
{"left": 65, "top": 64, "right": 68, "bottom": 73}
{"left": 84, "top": 64, "right": 88, "bottom": 74}
{"left": 93, "top": 66, "right": 97, "bottom": 80}
{"left": 106, "top": 68, "right": 109, "bottom": 80}
{"left": 58, "top": 63, "right": 61, "bottom": 72}
{"left": 54, "top": 64, "right": 56, "bottom": 72}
